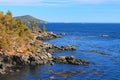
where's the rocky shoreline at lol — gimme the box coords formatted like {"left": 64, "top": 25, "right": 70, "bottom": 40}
{"left": 0, "top": 32, "right": 90, "bottom": 74}
{"left": 53, "top": 56, "right": 90, "bottom": 65}
{"left": 36, "top": 32, "right": 61, "bottom": 40}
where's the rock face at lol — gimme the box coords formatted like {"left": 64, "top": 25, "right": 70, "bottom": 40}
{"left": 61, "top": 46, "right": 76, "bottom": 51}
{"left": 0, "top": 52, "right": 53, "bottom": 74}
{"left": 36, "top": 32, "right": 61, "bottom": 40}
{"left": 0, "top": 32, "right": 90, "bottom": 74}
{"left": 0, "top": 40, "right": 77, "bottom": 74}
{"left": 3, "top": 53, "right": 52, "bottom": 65}
{"left": 81, "top": 50, "right": 109, "bottom": 55}
{"left": 44, "top": 45, "right": 76, "bottom": 53}
{"left": 53, "top": 56, "right": 90, "bottom": 65}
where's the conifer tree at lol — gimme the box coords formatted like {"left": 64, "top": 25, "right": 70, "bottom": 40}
{"left": 31, "top": 21, "right": 40, "bottom": 33}
{"left": 41, "top": 24, "right": 46, "bottom": 32}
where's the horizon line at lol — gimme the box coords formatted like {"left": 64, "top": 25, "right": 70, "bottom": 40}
{"left": 47, "top": 22, "right": 120, "bottom": 24}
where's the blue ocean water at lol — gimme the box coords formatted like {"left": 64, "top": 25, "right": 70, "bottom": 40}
{"left": 1, "top": 23, "right": 120, "bottom": 80}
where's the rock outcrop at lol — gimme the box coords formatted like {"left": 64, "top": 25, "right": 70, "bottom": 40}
{"left": 0, "top": 52, "right": 53, "bottom": 74}
{"left": 0, "top": 32, "right": 89, "bottom": 74}
{"left": 53, "top": 56, "right": 90, "bottom": 65}
{"left": 0, "top": 11, "right": 90, "bottom": 75}
{"left": 36, "top": 32, "right": 61, "bottom": 40}
{"left": 43, "top": 44, "right": 76, "bottom": 53}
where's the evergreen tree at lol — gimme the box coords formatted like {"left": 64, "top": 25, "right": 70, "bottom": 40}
{"left": 31, "top": 21, "right": 40, "bottom": 32}
{"left": 41, "top": 24, "right": 46, "bottom": 32}
{"left": 0, "top": 10, "right": 43, "bottom": 54}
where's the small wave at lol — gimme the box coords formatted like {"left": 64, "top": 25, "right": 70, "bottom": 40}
{"left": 100, "top": 34, "right": 109, "bottom": 37}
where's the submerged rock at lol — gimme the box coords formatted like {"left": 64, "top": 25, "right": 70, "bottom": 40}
{"left": 54, "top": 71, "right": 78, "bottom": 78}
{"left": 53, "top": 56, "right": 90, "bottom": 65}
{"left": 93, "top": 71, "right": 103, "bottom": 75}
{"left": 81, "top": 50, "right": 109, "bottom": 55}
{"left": 52, "top": 70, "right": 89, "bottom": 78}
{"left": 59, "top": 33, "right": 66, "bottom": 36}
{"left": 100, "top": 34, "right": 109, "bottom": 37}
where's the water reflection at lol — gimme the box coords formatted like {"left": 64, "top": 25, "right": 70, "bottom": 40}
{"left": 0, "top": 65, "right": 42, "bottom": 80}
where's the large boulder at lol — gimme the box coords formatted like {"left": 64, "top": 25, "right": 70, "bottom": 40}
{"left": 45, "top": 45, "right": 76, "bottom": 53}
{"left": 36, "top": 32, "right": 61, "bottom": 40}
{"left": 0, "top": 52, "right": 53, "bottom": 74}
{"left": 61, "top": 46, "right": 76, "bottom": 51}
{"left": 53, "top": 56, "right": 90, "bottom": 65}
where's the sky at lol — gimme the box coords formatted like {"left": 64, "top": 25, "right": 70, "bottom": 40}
{"left": 0, "top": 0, "right": 120, "bottom": 23}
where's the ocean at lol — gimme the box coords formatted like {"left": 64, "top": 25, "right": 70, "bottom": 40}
{"left": 1, "top": 23, "right": 120, "bottom": 80}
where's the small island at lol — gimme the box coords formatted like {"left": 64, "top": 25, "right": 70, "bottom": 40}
{"left": 0, "top": 11, "right": 89, "bottom": 74}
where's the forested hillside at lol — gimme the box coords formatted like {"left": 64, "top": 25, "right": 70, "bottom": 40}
{"left": 0, "top": 11, "right": 42, "bottom": 55}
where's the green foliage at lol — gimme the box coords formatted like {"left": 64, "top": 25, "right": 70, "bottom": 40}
{"left": 0, "top": 31, "right": 12, "bottom": 50}
{"left": 31, "top": 21, "right": 39, "bottom": 32}
{"left": 0, "top": 11, "right": 35, "bottom": 54}
{"left": 0, "top": 11, "right": 48, "bottom": 55}
{"left": 41, "top": 24, "right": 46, "bottom": 32}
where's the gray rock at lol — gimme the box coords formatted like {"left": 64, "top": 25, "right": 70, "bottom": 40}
{"left": 45, "top": 45, "right": 76, "bottom": 53}
{"left": 0, "top": 52, "right": 53, "bottom": 74}
{"left": 53, "top": 56, "right": 90, "bottom": 65}
{"left": 0, "top": 63, "right": 3, "bottom": 69}
{"left": 61, "top": 46, "right": 76, "bottom": 51}
{"left": 36, "top": 32, "right": 61, "bottom": 40}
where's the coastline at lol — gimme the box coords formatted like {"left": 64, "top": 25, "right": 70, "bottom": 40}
{"left": 0, "top": 31, "right": 89, "bottom": 74}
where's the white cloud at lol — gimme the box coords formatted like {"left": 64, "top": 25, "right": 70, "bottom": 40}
{"left": 0, "top": 0, "right": 120, "bottom": 6}
{"left": 73, "top": 0, "right": 120, "bottom": 3}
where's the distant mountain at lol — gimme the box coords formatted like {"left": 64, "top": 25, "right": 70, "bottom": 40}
{"left": 14, "top": 15, "right": 47, "bottom": 24}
